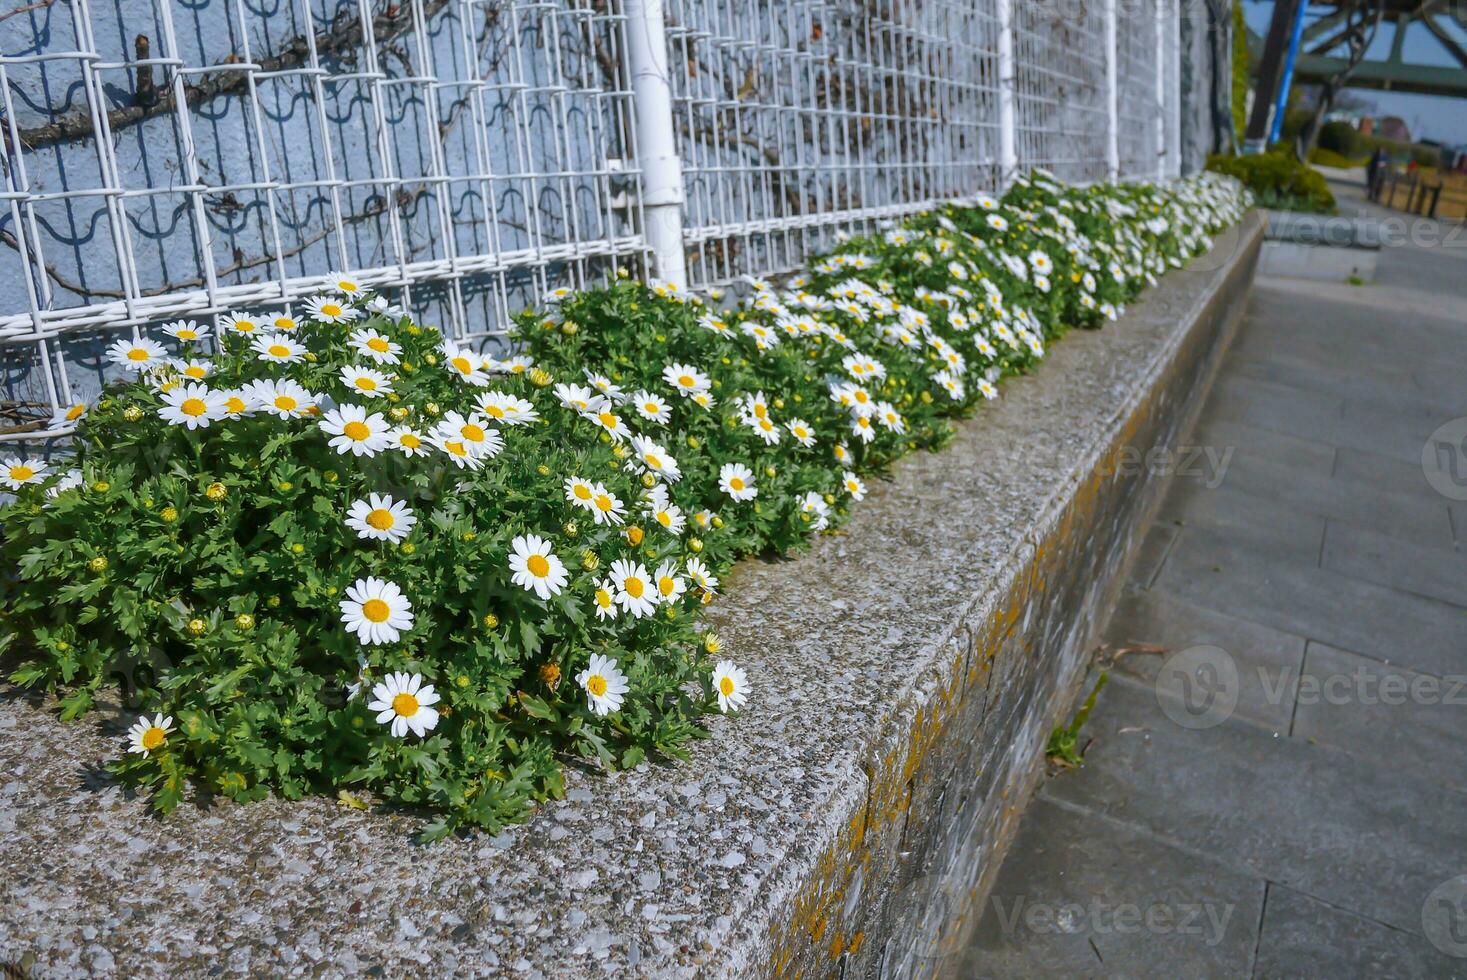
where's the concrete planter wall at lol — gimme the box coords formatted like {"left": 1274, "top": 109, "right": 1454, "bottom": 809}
{"left": 0, "top": 215, "right": 1264, "bottom": 979}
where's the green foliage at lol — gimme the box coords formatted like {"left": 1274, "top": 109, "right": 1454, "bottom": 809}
{"left": 0, "top": 172, "right": 1251, "bottom": 836}
{"left": 1231, "top": 0, "right": 1249, "bottom": 144}
{"left": 1206, "top": 150, "right": 1336, "bottom": 214}
{"left": 1308, "top": 147, "right": 1366, "bottom": 169}
{"left": 1046, "top": 672, "right": 1109, "bottom": 768}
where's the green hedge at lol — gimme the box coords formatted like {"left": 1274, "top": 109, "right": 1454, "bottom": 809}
{"left": 0, "top": 172, "right": 1251, "bottom": 838}
{"left": 1206, "top": 150, "right": 1335, "bottom": 214}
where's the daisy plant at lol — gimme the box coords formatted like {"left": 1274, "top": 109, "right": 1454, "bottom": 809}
{"left": 0, "top": 174, "right": 1250, "bottom": 839}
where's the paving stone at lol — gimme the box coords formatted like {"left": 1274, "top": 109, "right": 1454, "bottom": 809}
{"left": 1253, "top": 884, "right": 1465, "bottom": 979}
{"left": 1321, "top": 519, "right": 1467, "bottom": 608}
{"left": 958, "top": 797, "right": 1264, "bottom": 979}
{"left": 1291, "top": 641, "right": 1467, "bottom": 793}
{"left": 1331, "top": 445, "right": 1452, "bottom": 505}
{"left": 1126, "top": 523, "right": 1178, "bottom": 591}
{"left": 1041, "top": 680, "right": 1467, "bottom": 939}
{"left": 1104, "top": 589, "right": 1305, "bottom": 732}
{"left": 1155, "top": 484, "right": 1326, "bottom": 564}
{"left": 1156, "top": 525, "right": 1467, "bottom": 679}
{"left": 1189, "top": 417, "right": 1336, "bottom": 478}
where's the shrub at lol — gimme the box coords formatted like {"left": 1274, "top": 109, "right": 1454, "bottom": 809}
{"left": 1206, "top": 150, "right": 1336, "bottom": 214}
{"left": 0, "top": 172, "right": 1251, "bottom": 838}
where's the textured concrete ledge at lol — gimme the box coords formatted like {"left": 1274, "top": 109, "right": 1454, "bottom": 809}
{"left": 0, "top": 214, "right": 1263, "bottom": 979}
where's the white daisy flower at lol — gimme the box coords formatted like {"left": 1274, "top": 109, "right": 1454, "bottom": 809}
{"left": 592, "top": 578, "right": 618, "bottom": 621}
{"left": 631, "top": 390, "right": 671, "bottom": 425}
{"left": 304, "top": 295, "right": 359, "bottom": 324}
{"left": 348, "top": 328, "right": 403, "bottom": 365}
{"left": 646, "top": 495, "right": 685, "bottom": 535}
{"left": 654, "top": 560, "right": 686, "bottom": 604}
{"left": 553, "top": 382, "right": 597, "bottom": 412}
{"left": 875, "top": 402, "right": 906, "bottom": 434}
{"left": 712, "top": 661, "right": 749, "bottom": 713}
{"left": 787, "top": 418, "right": 816, "bottom": 448}
{"left": 340, "top": 365, "right": 394, "bottom": 398}
{"left": 747, "top": 414, "right": 781, "bottom": 446}
{"left": 630, "top": 435, "right": 681, "bottom": 482}
{"left": 565, "top": 476, "right": 598, "bottom": 510}
{"left": 800, "top": 491, "right": 830, "bottom": 530}
{"left": 269, "top": 313, "right": 300, "bottom": 333}
{"left": 582, "top": 404, "right": 631, "bottom": 442}
{"left": 718, "top": 462, "right": 757, "bottom": 501}
{"left": 2, "top": 455, "right": 47, "bottom": 490}
{"left": 126, "top": 713, "right": 174, "bottom": 756}
{"left": 493, "top": 354, "right": 534, "bottom": 376}
{"left": 388, "top": 426, "right": 430, "bottom": 457}
{"left": 247, "top": 378, "right": 315, "bottom": 419}
{"left": 850, "top": 413, "right": 877, "bottom": 443}
{"left": 344, "top": 493, "right": 416, "bottom": 543}
{"left": 584, "top": 371, "right": 625, "bottom": 403}
{"left": 587, "top": 483, "right": 626, "bottom": 526}
{"left": 609, "top": 559, "right": 657, "bottom": 619}
{"left": 576, "top": 652, "right": 629, "bottom": 716}
{"left": 434, "top": 411, "right": 503, "bottom": 460}
{"left": 508, "top": 533, "right": 569, "bottom": 600}
{"left": 662, "top": 363, "right": 710, "bottom": 397}
{"left": 433, "top": 433, "right": 484, "bottom": 470}
{"left": 52, "top": 401, "right": 89, "bottom": 426}
{"left": 986, "top": 213, "right": 1009, "bottom": 232}
{"left": 365, "top": 295, "right": 406, "bottom": 319}
{"left": 978, "top": 379, "right": 999, "bottom": 399}
{"left": 45, "top": 468, "right": 84, "bottom": 499}
{"left": 320, "top": 404, "right": 391, "bottom": 457}
{"left": 158, "top": 383, "right": 226, "bottom": 430}
{"left": 218, "top": 389, "right": 255, "bottom": 419}
{"left": 329, "top": 274, "right": 363, "bottom": 297}
{"left": 842, "top": 471, "right": 867, "bottom": 500}
{"left": 476, "top": 391, "right": 539, "bottom": 426}
{"left": 218, "top": 311, "right": 262, "bottom": 336}
{"left": 367, "top": 671, "right": 441, "bottom": 738}
{"left": 162, "top": 319, "right": 208, "bottom": 343}
{"left": 172, "top": 358, "right": 212, "bottom": 381}
{"left": 106, "top": 337, "right": 167, "bottom": 372}
{"left": 441, "top": 340, "right": 489, "bottom": 387}
{"left": 833, "top": 443, "right": 852, "bottom": 466}
{"left": 339, "top": 576, "right": 414, "bottom": 645}
{"left": 251, "top": 333, "right": 306, "bottom": 364}
{"left": 686, "top": 556, "right": 718, "bottom": 594}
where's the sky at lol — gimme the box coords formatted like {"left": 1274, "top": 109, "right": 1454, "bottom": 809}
{"left": 1242, "top": 0, "right": 1467, "bottom": 146}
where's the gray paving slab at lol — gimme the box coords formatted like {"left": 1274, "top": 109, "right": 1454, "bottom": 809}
{"left": 1252, "top": 884, "right": 1467, "bottom": 979}
{"left": 1291, "top": 641, "right": 1467, "bottom": 794}
{"left": 1127, "top": 523, "right": 1178, "bottom": 590}
{"left": 1105, "top": 588, "right": 1305, "bottom": 732}
{"left": 1040, "top": 680, "right": 1467, "bottom": 939}
{"left": 1190, "top": 417, "right": 1336, "bottom": 478}
{"left": 1332, "top": 444, "right": 1454, "bottom": 505}
{"left": 956, "top": 797, "right": 1264, "bottom": 979}
{"left": 1156, "top": 525, "right": 1467, "bottom": 679}
{"left": 1321, "top": 519, "right": 1467, "bottom": 608}
{"left": 1156, "top": 483, "right": 1326, "bottom": 563}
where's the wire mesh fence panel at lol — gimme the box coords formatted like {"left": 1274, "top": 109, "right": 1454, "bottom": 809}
{"left": 1116, "top": 0, "right": 1161, "bottom": 179}
{"left": 664, "top": 0, "right": 1005, "bottom": 289}
{"left": 1011, "top": 0, "right": 1109, "bottom": 183}
{"left": 1, "top": 0, "right": 644, "bottom": 442}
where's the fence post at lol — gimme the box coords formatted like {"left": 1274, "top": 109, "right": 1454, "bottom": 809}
{"left": 624, "top": 0, "right": 687, "bottom": 288}
{"left": 996, "top": 0, "right": 1018, "bottom": 189}
{"left": 1104, "top": 0, "right": 1120, "bottom": 180}
{"left": 1166, "top": 0, "right": 1182, "bottom": 177}
{"left": 1154, "top": 0, "right": 1167, "bottom": 181}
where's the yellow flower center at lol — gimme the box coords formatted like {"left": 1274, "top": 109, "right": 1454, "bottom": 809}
{"left": 658, "top": 576, "right": 676, "bottom": 596}
{"left": 595, "top": 588, "right": 613, "bottom": 609}
{"left": 598, "top": 411, "right": 618, "bottom": 429}
{"left": 235, "top": 321, "right": 256, "bottom": 332}
{"left": 321, "top": 303, "right": 343, "bottom": 318}
{"left": 624, "top": 577, "right": 645, "bottom": 599}
{"left": 729, "top": 477, "right": 744, "bottom": 491}
{"left": 355, "top": 377, "right": 378, "bottom": 391}
{"left": 483, "top": 404, "right": 505, "bottom": 419}
{"left": 141, "top": 727, "right": 167, "bottom": 751}
{"left": 181, "top": 398, "right": 208, "bottom": 417}
{"left": 9, "top": 465, "right": 34, "bottom": 482}
{"left": 573, "top": 484, "right": 591, "bottom": 500}
{"left": 451, "top": 356, "right": 473, "bottom": 375}
{"left": 678, "top": 375, "right": 695, "bottom": 388}
{"left": 338, "top": 281, "right": 358, "bottom": 293}
{"left": 392, "top": 692, "right": 420, "bottom": 717}
{"left": 400, "top": 433, "right": 421, "bottom": 449}
{"left": 527, "top": 554, "right": 550, "bottom": 577}
{"left": 644, "top": 453, "right": 662, "bottom": 469}
{"left": 657, "top": 511, "right": 672, "bottom": 527}
{"left": 66, "top": 404, "right": 87, "bottom": 420}
{"left": 177, "top": 330, "right": 197, "bottom": 340}
{"left": 268, "top": 344, "right": 290, "bottom": 358}
{"left": 461, "top": 423, "right": 485, "bottom": 442}
{"left": 366, "top": 508, "right": 395, "bottom": 530}
{"left": 445, "top": 441, "right": 468, "bottom": 457}
{"left": 362, "top": 598, "right": 391, "bottom": 622}
{"left": 185, "top": 366, "right": 207, "bottom": 379}
{"left": 795, "top": 427, "right": 807, "bottom": 438}
{"left": 343, "top": 421, "right": 371, "bottom": 441}
{"left": 719, "top": 677, "right": 735, "bottom": 696}
{"left": 126, "top": 348, "right": 149, "bottom": 361}
{"left": 274, "top": 395, "right": 298, "bottom": 411}
{"left": 855, "top": 390, "right": 870, "bottom": 404}
{"left": 586, "top": 674, "right": 607, "bottom": 697}
{"left": 594, "top": 494, "right": 615, "bottom": 512}
{"left": 274, "top": 318, "right": 295, "bottom": 331}
{"left": 367, "top": 337, "right": 390, "bottom": 352}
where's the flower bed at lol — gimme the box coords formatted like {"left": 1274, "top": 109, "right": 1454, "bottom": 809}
{"left": 0, "top": 171, "right": 1250, "bottom": 839}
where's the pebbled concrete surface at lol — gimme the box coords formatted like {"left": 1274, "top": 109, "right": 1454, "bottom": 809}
{"left": 0, "top": 216, "right": 1264, "bottom": 979}
{"left": 964, "top": 179, "right": 1467, "bottom": 977}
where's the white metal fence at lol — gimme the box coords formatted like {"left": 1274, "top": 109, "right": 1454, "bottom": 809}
{"left": 1, "top": 0, "right": 1183, "bottom": 444}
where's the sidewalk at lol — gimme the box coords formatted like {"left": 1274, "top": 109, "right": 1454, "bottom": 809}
{"left": 957, "top": 189, "right": 1467, "bottom": 977}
